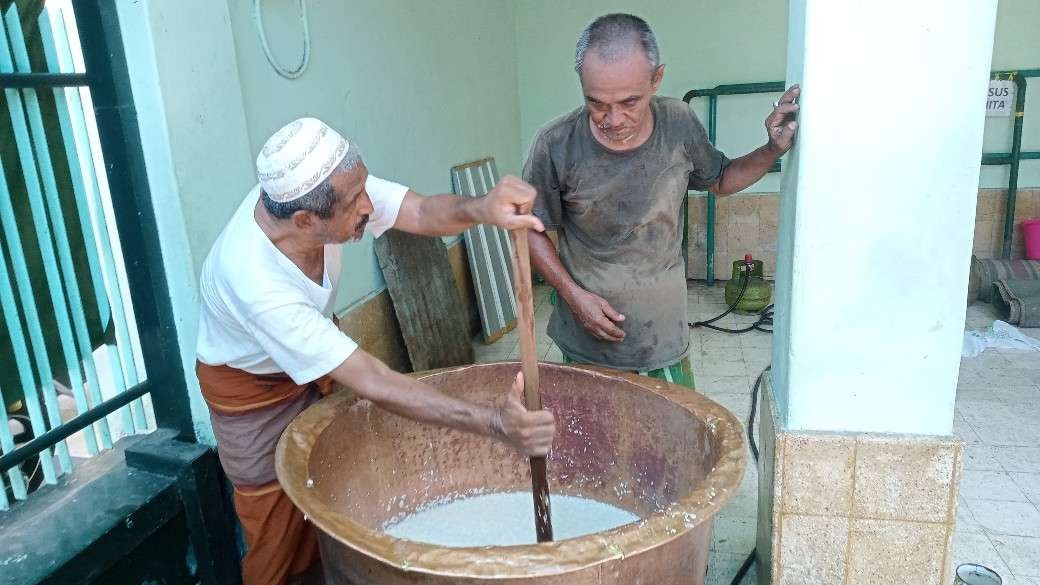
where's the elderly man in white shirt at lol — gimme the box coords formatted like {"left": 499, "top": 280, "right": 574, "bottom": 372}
{"left": 195, "top": 117, "right": 555, "bottom": 585}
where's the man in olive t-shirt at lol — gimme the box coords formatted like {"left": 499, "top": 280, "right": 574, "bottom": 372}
{"left": 524, "top": 14, "right": 800, "bottom": 385}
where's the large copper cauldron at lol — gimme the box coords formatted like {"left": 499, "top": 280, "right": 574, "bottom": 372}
{"left": 276, "top": 362, "right": 746, "bottom": 584}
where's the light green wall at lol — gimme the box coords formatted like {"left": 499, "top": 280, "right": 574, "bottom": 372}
{"left": 133, "top": 3, "right": 255, "bottom": 276}
{"left": 120, "top": 0, "right": 525, "bottom": 442}
{"left": 225, "top": 0, "right": 523, "bottom": 311}
{"left": 116, "top": 0, "right": 257, "bottom": 444}
{"left": 514, "top": 0, "right": 1039, "bottom": 193}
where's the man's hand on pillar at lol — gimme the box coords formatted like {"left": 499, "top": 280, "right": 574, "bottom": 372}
{"left": 766, "top": 84, "right": 801, "bottom": 155}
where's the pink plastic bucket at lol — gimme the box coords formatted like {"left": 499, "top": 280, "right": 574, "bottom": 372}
{"left": 1025, "top": 219, "right": 1040, "bottom": 260}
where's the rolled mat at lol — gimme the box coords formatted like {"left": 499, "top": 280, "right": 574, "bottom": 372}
{"left": 970, "top": 256, "right": 1040, "bottom": 303}
{"left": 992, "top": 279, "right": 1040, "bottom": 328}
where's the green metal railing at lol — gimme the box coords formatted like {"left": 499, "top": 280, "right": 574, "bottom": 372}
{"left": 992, "top": 70, "right": 1040, "bottom": 258}
{"left": 683, "top": 70, "right": 1040, "bottom": 283}
{"left": 682, "top": 82, "right": 784, "bottom": 284}
{"left": 0, "top": 1, "right": 190, "bottom": 511}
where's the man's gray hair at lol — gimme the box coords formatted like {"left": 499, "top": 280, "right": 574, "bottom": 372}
{"left": 261, "top": 141, "right": 363, "bottom": 220}
{"left": 574, "top": 13, "right": 660, "bottom": 75}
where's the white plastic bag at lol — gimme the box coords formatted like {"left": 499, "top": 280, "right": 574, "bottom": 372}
{"left": 962, "top": 320, "right": 1040, "bottom": 358}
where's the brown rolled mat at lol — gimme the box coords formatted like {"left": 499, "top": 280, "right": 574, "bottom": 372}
{"left": 992, "top": 279, "right": 1040, "bottom": 328}
{"left": 970, "top": 256, "right": 1040, "bottom": 303}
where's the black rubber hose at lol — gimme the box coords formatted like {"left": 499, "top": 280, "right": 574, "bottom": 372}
{"left": 689, "top": 269, "right": 774, "bottom": 334}
{"left": 693, "top": 270, "right": 750, "bottom": 327}
{"left": 730, "top": 552, "right": 757, "bottom": 585}
{"left": 689, "top": 269, "right": 772, "bottom": 583}
{"left": 728, "top": 366, "right": 770, "bottom": 585}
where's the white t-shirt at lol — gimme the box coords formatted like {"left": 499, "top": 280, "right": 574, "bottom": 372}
{"left": 196, "top": 175, "right": 408, "bottom": 384}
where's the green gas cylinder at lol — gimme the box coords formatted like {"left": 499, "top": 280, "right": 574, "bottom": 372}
{"left": 724, "top": 254, "right": 772, "bottom": 314}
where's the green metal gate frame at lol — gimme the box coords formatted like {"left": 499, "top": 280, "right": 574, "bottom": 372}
{"left": 683, "top": 69, "right": 1040, "bottom": 284}
{"left": 0, "top": 0, "right": 194, "bottom": 480}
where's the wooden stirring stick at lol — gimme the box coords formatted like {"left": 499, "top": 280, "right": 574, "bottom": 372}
{"left": 508, "top": 227, "right": 554, "bottom": 543}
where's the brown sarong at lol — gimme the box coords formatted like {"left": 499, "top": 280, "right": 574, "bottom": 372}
{"left": 196, "top": 361, "right": 333, "bottom": 585}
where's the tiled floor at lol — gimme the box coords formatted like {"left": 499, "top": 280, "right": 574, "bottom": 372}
{"left": 952, "top": 301, "right": 1040, "bottom": 585}
{"left": 472, "top": 282, "right": 1040, "bottom": 584}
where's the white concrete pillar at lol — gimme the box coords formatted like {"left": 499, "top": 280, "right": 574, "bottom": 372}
{"left": 772, "top": 0, "right": 999, "bottom": 435}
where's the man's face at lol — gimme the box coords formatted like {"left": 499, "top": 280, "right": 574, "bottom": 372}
{"left": 317, "top": 162, "right": 373, "bottom": 244}
{"left": 580, "top": 50, "right": 663, "bottom": 146}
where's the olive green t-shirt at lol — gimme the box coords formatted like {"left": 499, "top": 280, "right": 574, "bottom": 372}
{"left": 523, "top": 96, "right": 728, "bottom": 370}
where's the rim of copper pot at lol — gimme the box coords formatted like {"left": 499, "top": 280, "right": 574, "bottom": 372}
{"left": 276, "top": 362, "right": 747, "bottom": 579}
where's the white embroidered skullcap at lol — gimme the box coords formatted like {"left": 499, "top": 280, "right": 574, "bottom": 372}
{"left": 256, "top": 117, "right": 349, "bottom": 202}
